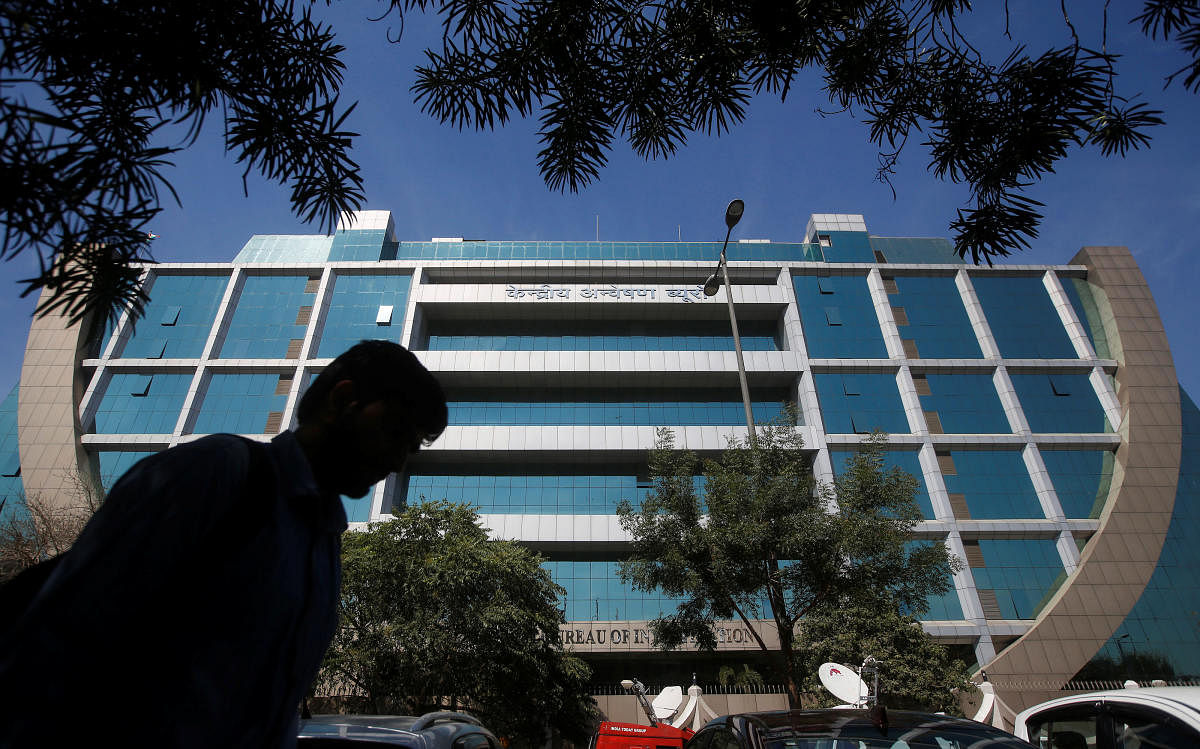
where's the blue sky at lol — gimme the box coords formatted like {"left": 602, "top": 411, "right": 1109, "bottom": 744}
{"left": 1, "top": 1, "right": 1197, "bottom": 399}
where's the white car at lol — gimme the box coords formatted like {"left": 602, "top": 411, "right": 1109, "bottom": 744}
{"left": 1013, "top": 686, "right": 1200, "bottom": 747}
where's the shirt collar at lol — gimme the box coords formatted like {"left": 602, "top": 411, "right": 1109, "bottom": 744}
{"left": 271, "top": 430, "right": 348, "bottom": 533}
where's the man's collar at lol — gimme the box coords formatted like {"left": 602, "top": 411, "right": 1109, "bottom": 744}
{"left": 271, "top": 431, "right": 348, "bottom": 532}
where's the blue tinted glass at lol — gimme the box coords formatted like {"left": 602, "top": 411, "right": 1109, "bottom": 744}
{"left": 328, "top": 229, "right": 388, "bottom": 261}
{"left": 191, "top": 373, "right": 289, "bottom": 435}
{"left": 793, "top": 275, "right": 887, "bottom": 358}
{"left": 91, "top": 373, "right": 191, "bottom": 434}
{"left": 219, "top": 275, "right": 314, "bottom": 359}
{"left": 819, "top": 231, "right": 875, "bottom": 262}
{"left": 971, "top": 276, "right": 1076, "bottom": 358}
{"left": 972, "top": 539, "right": 1065, "bottom": 619}
{"left": 400, "top": 466, "right": 705, "bottom": 514}
{"left": 870, "top": 237, "right": 964, "bottom": 264}
{"left": 829, "top": 448, "right": 934, "bottom": 518}
{"left": 942, "top": 450, "right": 1043, "bottom": 519}
{"left": 1059, "top": 276, "right": 1111, "bottom": 359}
{"left": 920, "top": 374, "right": 1010, "bottom": 433}
{"left": 392, "top": 241, "right": 820, "bottom": 262}
{"left": 342, "top": 493, "right": 372, "bottom": 523}
{"left": 96, "top": 451, "right": 158, "bottom": 488}
{"left": 813, "top": 373, "right": 909, "bottom": 434}
{"left": 317, "top": 274, "right": 411, "bottom": 357}
{"left": 0, "top": 387, "right": 23, "bottom": 524}
{"left": 904, "top": 540, "right": 964, "bottom": 619}
{"left": 1009, "top": 373, "right": 1110, "bottom": 433}
{"left": 445, "top": 387, "right": 792, "bottom": 426}
{"left": 543, "top": 560, "right": 690, "bottom": 622}
{"left": 422, "top": 319, "right": 779, "bottom": 351}
{"left": 888, "top": 276, "right": 982, "bottom": 358}
{"left": 118, "top": 274, "right": 229, "bottom": 359}
{"left": 1081, "top": 388, "right": 1200, "bottom": 676}
{"left": 1040, "top": 449, "right": 1114, "bottom": 519}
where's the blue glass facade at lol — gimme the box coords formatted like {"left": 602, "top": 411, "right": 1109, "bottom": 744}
{"left": 887, "top": 275, "right": 982, "bottom": 358}
{"left": 90, "top": 373, "right": 192, "bottom": 434}
{"left": 445, "top": 388, "right": 791, "bottom": 426}
{"left": 545, "top": 561, "right": 686, "bottom": 622}
{"left": 971, "top": 275, "right": 1077, "bottom": 358}
{"left": 219, "top": 275, "right": 314, "bottom": 359}
{"left": 1040, "top": 449, "right": 1114, "bottom": 519}
{"left": 191, "top": 373, "right": 288, "bottom": 435}
{"left": 971, "top": 539, "right": 1065, "bottom": 620}
{"left": 117, "top": 274, "right": 228, "bottom": 359}
{"left": 1008, "top": 373, "right": 1110, "bottom": 433}
{"left": 942, "top": 450, "right": 1043, "bottom": 519}
{"left": 793, "top": 274, "right": 888, "bottom": 358}
{"left": 814, "top": 373, "right": 909, "bottom": 434}
{"left": 919, "top": 373, "right": 1010, "bottom": 433}
{"left": 0, "top": 387, "right": 22, "bottom": 524}
{"left": 401, "top": 467, "right": 684, "bottom": 514}
{"left": 316, "top": 273, "right": 410, "bottom": 357}
{"left": 1059, "top": 276, "right": 1112, "bottom": 359}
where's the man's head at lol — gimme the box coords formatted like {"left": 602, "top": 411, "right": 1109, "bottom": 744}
{"left": 295, "top": 340, "right": 448, "bottom": 498}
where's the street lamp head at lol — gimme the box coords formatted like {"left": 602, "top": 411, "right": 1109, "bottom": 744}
{"left": 724, "top": 199, "right": 745, "bottom": 229}
{"left": 703, "top": 273, "right": 721, "bottom": 296}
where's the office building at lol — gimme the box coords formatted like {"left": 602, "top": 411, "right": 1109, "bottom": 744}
{"left": 4, "top": 210, "right": 1196, "bottom": 709}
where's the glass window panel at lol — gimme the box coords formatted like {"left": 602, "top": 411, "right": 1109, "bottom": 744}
{"left": 90, "top": 373, "right": 192, "bottom": 434}
{"left": 318, "top": 274, "right": 411, "bottom": 356}
{"left": 813, "top": 373, "right": 908, "bottom": 434}
{"left": 971, "top": 275, "right": 1076, "bottom": 358}
{"left": 941, "top": 450, "right": 1043, "bottom": 519}
{"left": 1010, "top": 373, "right": 1110, "bottom": 433}
{"left": 793, "top": 274, "right": 887, "bottom": 358}
{"left": 118, "top": 275, "right": 229, "bottom": 359}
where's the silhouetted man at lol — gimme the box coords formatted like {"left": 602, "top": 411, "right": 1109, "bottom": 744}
{"left": 0, "top": 340, "right": 447, "bottom": 748}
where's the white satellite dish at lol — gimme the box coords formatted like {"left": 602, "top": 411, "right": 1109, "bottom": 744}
{"left": 818, "top": 662, "right": 869, "bottom": 706}
{"left": 652, "top": 686, "right": 684, "bottom": 719}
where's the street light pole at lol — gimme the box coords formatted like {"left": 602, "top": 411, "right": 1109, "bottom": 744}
{"left": 704, "top": 199, "right": 756, "bottom": 444}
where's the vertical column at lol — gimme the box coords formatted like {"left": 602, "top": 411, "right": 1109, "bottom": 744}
{"left": 867, "top": 268, "right": 906, "bottom": 359}
{"left": 957, "top": 270, "right": 1000, "bottom": 360}
{"left": 994, "top": 366, "right": 1030, "bottom": 436}
{"left": 1090, "top": 367, "right": 1123, "bottom": 430}
{"left": 1045, "top": 271, "right": 1097, "bottom": 360}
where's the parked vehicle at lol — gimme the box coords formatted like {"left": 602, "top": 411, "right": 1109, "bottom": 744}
{"left": 684, "top": 708, "right": 1034, "bottom": 749}
{"left": 590, "top": 678, "right": 694, "bottom": 749}
{"left": 298, "top": 711, "right": 500, "bottom": 748}
{"left": 591, "top": 720, "right": 694, "bottom": 749}
{"left": 1013, "top": 686, "right": 1200, "bottom": 747}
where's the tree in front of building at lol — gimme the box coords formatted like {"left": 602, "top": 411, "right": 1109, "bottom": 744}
{"left": 316, "top": 501, "right": 598, "bottom": 746}
{"left": 792, "top": 603, "right": 974, "bottom": 714}
{"left": 617, "top": 427, "right": 962, "bottom": 709}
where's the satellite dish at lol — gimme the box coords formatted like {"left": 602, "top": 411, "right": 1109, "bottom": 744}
{"left": 652, "top": 686, "right": 684, "bottom": 719}
{"left": 819, "top": 663, "right": 869, "bottom": 706}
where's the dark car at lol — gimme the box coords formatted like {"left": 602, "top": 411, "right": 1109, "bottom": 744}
{"left": 684, "top": 708, "right": 1034, "bottom": 749}
{"left": 298, "top": 711, "right": 502, "bottom": 749}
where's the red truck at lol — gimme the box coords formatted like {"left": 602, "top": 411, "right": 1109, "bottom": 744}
{"left": 589, "top": 680, "right": 694, "bottom": 749}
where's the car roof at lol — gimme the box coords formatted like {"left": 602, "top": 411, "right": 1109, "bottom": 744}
{"left": 703, "top": 708, "right": 1033, "bottom": 746}
{"left": 299, "top": 712, "right": 496, "bottom": 745}
{"left": 1013, "top": 686, "right": 1200, "bottom": 739}
{"left": 1015, "top": 687, "right": 1200, "bottom": 720}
